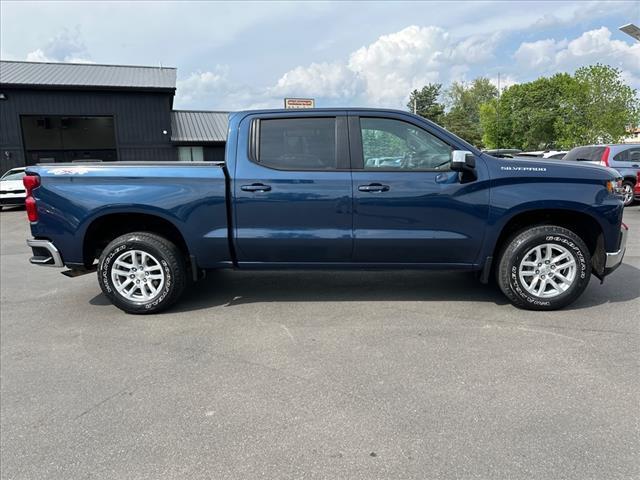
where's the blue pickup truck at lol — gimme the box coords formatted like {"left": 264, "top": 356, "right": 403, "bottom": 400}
{"left": 24, "top": 109, "right": 628, "bottom": 313}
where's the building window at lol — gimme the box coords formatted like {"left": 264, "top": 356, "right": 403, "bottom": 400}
{"left": 20, "top": 115, "right": 117, "bottom": 164}
{"left": 178, "top": 146, "right": 204, "bottom": 162}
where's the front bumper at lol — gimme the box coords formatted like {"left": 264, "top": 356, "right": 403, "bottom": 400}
{"left": 604, "top": 224, "right": 628, "bottom": 274}
{"left": 26, "top": 239, "right": 64, "bottom": 268}
{"left": 0, "top": 195, "right": 26, "bottom": 206}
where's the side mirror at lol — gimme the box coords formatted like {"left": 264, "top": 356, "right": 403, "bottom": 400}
{"left": 451, "top": 150, "right": 476, "bottom": 171}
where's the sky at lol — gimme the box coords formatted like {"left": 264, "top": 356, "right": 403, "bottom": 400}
{"left": 1, "top": 1, "right": 639, "bottom": 111}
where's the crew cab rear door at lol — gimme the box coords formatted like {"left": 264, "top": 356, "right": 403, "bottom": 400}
{"left": 232, "top": 111, "right": 353, "bottom": 264}
{"left": 348, "top": 112, "right": 490, "bottom": 265}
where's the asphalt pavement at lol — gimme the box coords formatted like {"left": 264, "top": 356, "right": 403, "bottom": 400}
{"left": 1, "top": 206, "right": 639, "bottom": 479}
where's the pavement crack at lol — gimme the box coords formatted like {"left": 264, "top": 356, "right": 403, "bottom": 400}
{"left": 74, "top": 386, "right": 132, "bottom": 420}
{"left": 517, "top": 326, "right": 586, "bottom": 343}
{"left": 279, "top": 324, "right": 296, "bottom": 343}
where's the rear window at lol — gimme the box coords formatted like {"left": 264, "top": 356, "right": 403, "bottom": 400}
{"left": 256, "top": 117, "right": 336, "bottom": 170}
{"left": 563, "top": 146, "right": 605, "bottom": 162}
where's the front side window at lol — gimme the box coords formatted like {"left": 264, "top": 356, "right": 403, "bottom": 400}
{"left": 257, "top": 117, "right": 336, "bottom": 170}
{"left": 360, "top": 118, "right": 451, "bottom": 170}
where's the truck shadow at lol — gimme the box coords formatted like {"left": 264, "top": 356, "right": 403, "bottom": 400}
{"left": 89, "top": 263, "right": 639, "bottom": 313}
{"left": 174, "top": 262, "right": 640, "bottom": 312}
{"left": 160, "top": 270, "right": 500, "bottom": 313}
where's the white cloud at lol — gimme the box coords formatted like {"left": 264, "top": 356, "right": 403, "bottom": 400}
{"left": 176, "top": 25, "right": 505, "bottom": 109}
{"left": 176, "top": 68, "right": 230, "bottom": 105}
{"left": 514, "top": 39, "right": 566, "bottom": 69}
{"left": 514, "top": 27, "right": 640, "bottom": 87}
{"left": 24, "top": 27, "right": 93, "bottom": 63}
{"left": 269, "top": 62, "right": 363, "bottom": 100}
{"left": 274, "top": 26, "right": 502, "bottom": 107}
{"left": 177, "top": 25, "right": 639, "bottom": 110}
{"left": 488, "top": 74, "right": 518, "bottom": 93}
{"left": 175, "top": 67, "right": 272, "bottom": 110}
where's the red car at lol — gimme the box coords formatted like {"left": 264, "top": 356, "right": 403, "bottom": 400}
{"left": 635, "top": 171, "right": 640, "bottom": 202}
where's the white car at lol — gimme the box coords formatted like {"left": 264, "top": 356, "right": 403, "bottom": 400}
{"left": 518, "top": 150, "right": 568, "bottom": 159}
{"left": 0, "top": 167, "right": 27, "bottom": 210}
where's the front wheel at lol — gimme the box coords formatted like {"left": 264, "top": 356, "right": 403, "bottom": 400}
{"left": 496, "top": 225, "right": 591, "bottom": 311}
{"left": 621, "top": 180, "right": 634, "bottom": 206}
{"left": 98, "top": 232, "right": 187, "bottom": 314}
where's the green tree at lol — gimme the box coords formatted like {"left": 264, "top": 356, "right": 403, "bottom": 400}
{"left": 407, "top": 83, "right": 445, "bottom": 124}
{"left": 441, "top": 77, "right": 498, "bottom": 147}
{"left": 480, "top": 73, "right": 574, "bottom": 150}
{"left": 479, "top": 65, "right": 639, "bottom": 150}
{"left": 555, "top": 64, "right": 639, "bottom": 147}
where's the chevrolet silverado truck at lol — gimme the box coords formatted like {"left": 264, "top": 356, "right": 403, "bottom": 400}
{"left": 23, "top": 109, "right": 628, "bottom": 313}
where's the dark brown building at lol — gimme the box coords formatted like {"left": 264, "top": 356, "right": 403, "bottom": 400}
{"left": 0, "top": 61, "right": 227, "bottom": 174}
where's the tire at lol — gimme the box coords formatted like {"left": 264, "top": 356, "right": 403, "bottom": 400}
{"left": 496, "top": 225, "right": 591, "bottom": 311}
{"left": 621, "top": 180, "right": 634, "bottom": 207}
{"left": 98, "top": 232, "right": 187, "bottom": 314}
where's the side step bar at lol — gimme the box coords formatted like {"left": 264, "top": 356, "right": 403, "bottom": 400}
{"left": 26, "top": 239, "right": 64, "bottom": 268}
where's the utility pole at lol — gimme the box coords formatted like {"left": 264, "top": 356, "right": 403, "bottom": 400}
{"left": 496, "top": 72, "right": 501, "bottom": 149}
{"left": 413, "top": 97, "right": 417, "bottom": 115}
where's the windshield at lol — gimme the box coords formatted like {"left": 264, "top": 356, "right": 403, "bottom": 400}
{"left": 563, "top": 146, "right": 605, "bottom": 162}
{"left": 0, "top": 170, "right": 25, "bottom": 181}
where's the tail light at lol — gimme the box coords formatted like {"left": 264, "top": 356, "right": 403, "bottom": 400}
{"left": 23, "top": 174, "right": 40, "bottom": 222}
{"left": 600, "top": 146, "right": 610, "bottom": 167}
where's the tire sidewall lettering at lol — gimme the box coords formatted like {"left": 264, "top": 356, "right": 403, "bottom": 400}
{"left": 100, "top": 242, "right": 172, "bottom": 309}
{"left": 510, "top": 234, "right": 587, "bottom": 306}
{"left": 100, "top": 243, "right": 127, "bottom": 294}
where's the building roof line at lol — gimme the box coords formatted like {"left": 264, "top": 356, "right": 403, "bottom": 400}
{"left": 0, "top": 59, "right": 177, "bottom": 70}
{"left": 171, "top": 109, "right": 230, "bottom": 114}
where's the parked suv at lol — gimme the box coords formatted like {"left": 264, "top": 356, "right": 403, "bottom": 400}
{"left": 563, "top": 144, "right": 640, "bottom": 205}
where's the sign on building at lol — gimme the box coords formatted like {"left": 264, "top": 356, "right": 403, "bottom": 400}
{"left": 284, "top": 98, "right": 315, "bottom": 109}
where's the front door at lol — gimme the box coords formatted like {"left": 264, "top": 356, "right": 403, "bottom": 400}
{"left": 233, "top": 113, "right": 353, "bottom": 264}
{"left": 350, "top": 114, "right": 490, "bottom": 265}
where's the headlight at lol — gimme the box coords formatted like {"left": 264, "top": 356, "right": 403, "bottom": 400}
{"left": 606, "top": 178, "right": 623, "bottom": 194}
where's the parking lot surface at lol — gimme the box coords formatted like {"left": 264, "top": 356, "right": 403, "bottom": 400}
{"left": 1, "top": 206, "right": 639, "bottom": 479}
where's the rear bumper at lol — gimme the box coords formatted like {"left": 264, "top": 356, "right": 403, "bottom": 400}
{"left": 26, "top": 239, "right": 64, "bottom": 268}
{"left": 603, "top": 224, "right": 628, "bottom": 275}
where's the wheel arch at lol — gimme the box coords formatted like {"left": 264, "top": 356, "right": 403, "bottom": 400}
{"left": 489, "top": 208, "right": 606, "bottom": 279}
{"left": 82, "top": 212, "right": 190, "bottom": 267}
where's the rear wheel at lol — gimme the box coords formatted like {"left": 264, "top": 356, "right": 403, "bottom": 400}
{"left": 98, "top": 232, "right": 187, "bottom": 314}
{"left": 496, "top": 225, "right": 591, "bottom": 310}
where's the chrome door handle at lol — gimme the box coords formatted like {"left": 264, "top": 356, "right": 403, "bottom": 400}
{"left": 241, "top": 183, "right": 272, "bottom": 192}
{"left": 358, "top": 183, "right": 390, "bottom": 192}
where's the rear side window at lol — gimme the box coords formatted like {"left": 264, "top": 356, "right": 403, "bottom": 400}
{"left": 563, "top": 146, "right": 605, "bottom": 162}
{"left": 256, "top": 118, "right": 336, "bottom": 170}
{"left": 613, "top": 147, "right": 640, "bottom": 162}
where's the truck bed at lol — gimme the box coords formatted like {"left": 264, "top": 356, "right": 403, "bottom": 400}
{"left": 27, "top": 162, "right": 232, "bottom": 269}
